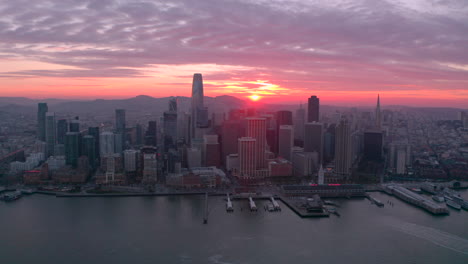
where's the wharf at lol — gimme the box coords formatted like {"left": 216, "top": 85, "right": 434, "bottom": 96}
{"left": 278, "top": 196, "right": 329, "bottom": 218}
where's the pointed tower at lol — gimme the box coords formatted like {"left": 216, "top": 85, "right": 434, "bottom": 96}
{"left": 375, "top": 94, "right": 381, "bottom": 129}
{"left": 318, "top": 164, "right": 324, "bottom": 185}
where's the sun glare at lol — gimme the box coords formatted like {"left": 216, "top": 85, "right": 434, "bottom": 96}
{"left": 249, "top": 95, "right": 261, "bottom": 101}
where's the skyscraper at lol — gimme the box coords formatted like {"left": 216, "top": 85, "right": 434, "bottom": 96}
{"left": 246, "top": 117, "right": 267, "bottom": 168}
{"left": 100, "top": 132, "right": 115, "bottom": 157}
{"left": 276, "top": 110, "right": 293, "bottom": 153}
{"left": 163, "top": 99, "right": 178, "bottom": 150}
{"left": 304, "top": 122, "right": 323, "bottom": 163}
{"left": 145, "top": 121, "right": 157, "bottom": 146}
{"left": 191, "top": 73, "right": 207, "bottom": 139}
{"left": 335, "top": 119, "right": 352, "bottom": 178}
{"left": 65, "top": 132, "right": 80, "bottom": 167}
{"left": 88, "top": 127, "right": 100, "bottom": 164}
{"left": 221, "top": 120, "right": 242, "bottom": 164}
{"left": 45, "top": 112, "right": 56, "bottom": 157}
{"left": 82, "top": 135, "right": 96, "bottom": 169}
{"left": 56, "top": 119, "right": 68, "bottom": 145}
{"left": 278, "top": 125, "right": 294, "bottom": 161}
{"left": 37, "top": 103, "right": 48, "bottom": 141}
{"left": 307, "top": 96, "right": 320, "bottom": 122}
{"left": 115, "top": 109, "right": 126, "bottom": 151}
{"left": 238, "top": 137, "right": 256, "bottom": 178}
{"left": 294, "top": 105, "right": 305, "bottom": 142}
{"left": 69, "top": 118, "right": 80, "bottom": 132}
{"left": 375, "top": 94, "right": 381, "bottom": 129}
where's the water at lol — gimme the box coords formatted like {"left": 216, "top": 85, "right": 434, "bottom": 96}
{"left": 1, "top": 191, "right": 467, "bottom": 264}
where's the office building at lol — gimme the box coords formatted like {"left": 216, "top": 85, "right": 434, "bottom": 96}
{"left": 65, "top": 132, "right": 80, "bottom": 167}
{"left": 278, "top": 125, "right": 294, "bottom": 161}
{"left": 308, "top": 95, "right": 319, "bottom": 122}
{"left": 304, "top": 122, "right": 323, "bottom": 163}
{"left": 335, "top": 119, "right": 352, "bottom": 178}
{"left": 45, "top": 112, "right": 56, "bottom": 157}
{"left": 37, "top": 103, "right": 48, "bottom": 141}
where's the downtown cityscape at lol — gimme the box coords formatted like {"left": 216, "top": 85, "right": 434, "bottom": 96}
{"left": 1, "top": 0, "right": 468, "bottom": 263}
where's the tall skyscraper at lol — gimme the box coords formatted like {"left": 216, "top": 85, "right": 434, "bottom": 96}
{"left": 276, "top": 110, "right": 293, "bottom": 154}
{"left": 335, "top": 119, "right": 352, "bottom": 178}
{"left": 163, "top": 99, "right": 178, "bottom": 150}
{"left": 203, "top": 135, "right": 221, "bottom": 167}
{"left": 37, "top": 103, "right": 48, "bottom": 141}
{"left": 294, "top": 105, "right": 305, "bottom": 142}
{"left": 278, "top": 125, "right": 294, "bottom": 161}
{"left": 304, "top": 122, "right": 323, "bottom": 163}
{"left": 100, "top": 132, "right": 115, "bottom": 157}
{"left": 375, "top": 94, "right": 381, "bottom": 129}
{"left": 191, "top": 73, "right": 208, "bottom": 139}
{"left": 307, "top": 95, "right": 320, "bottom": 122}
{"left": 363, "top": 131, "right": 383, "bottom": 161}
{"left": 65, "top": 132, "right": 80, "bottom": 167}
{"left": 115, "top": 109, "right": 126, "bottom": 151}
{"left": 221, "top": 120, "right": 242, "bottom": 164}
{"left": 88, "top": 127, "right": 100, "bottom": 163}
{"left": 45, "top": 112, "right": 56, "bottom": 157}
{"left": 69, "top": 118, "right": 80, "bottom": 133}
{"left": 246, "top": 117, "right": 267, "bottom": 168}
{"left": 56, "top": 119, "right": 68, "bottom": 145}
{"left": 82, "top": 135, "right": 96, "bottom": 169}
{"left": 145, "top": 121, "right": 157, "bottom": 146}
{"left": 238, "top": 137, "right": 256, "bottom": 178}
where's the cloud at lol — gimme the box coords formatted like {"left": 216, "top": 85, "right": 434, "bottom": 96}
{"left": 0, "top": 0, "right": 466, "bottom": 96}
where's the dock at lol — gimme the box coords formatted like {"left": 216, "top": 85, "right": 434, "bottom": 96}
{"left": 367, "top": 194, "right": 384, "bottom": 207}
{"left": 385, "top": 185, "right": 449, "bottom": 215}
{"left": 203, "top": 193, "right": 208, "bottom": 224}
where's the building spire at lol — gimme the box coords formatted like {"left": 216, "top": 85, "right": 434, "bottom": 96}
{"left": 375, "top": 94, "right": 381, "bottom": 129}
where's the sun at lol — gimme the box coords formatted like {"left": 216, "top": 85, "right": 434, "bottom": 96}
{"left": 249, "top": 95, "right": 261, "bottom": 101}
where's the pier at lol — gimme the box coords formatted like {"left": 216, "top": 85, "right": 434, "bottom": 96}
{"left": 385, "top": 185, "right": 449, "bottom": 215}
{"left": 203, "top": 193, "right": 208, "bottom": 224}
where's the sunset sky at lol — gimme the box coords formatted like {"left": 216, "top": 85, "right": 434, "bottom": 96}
{"left": 0, "top": 0, "right": 467, "bottom": 107}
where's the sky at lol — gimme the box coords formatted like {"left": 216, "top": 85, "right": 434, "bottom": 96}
{"left": 0, "top": 0, "right": 467, "bottom": 107}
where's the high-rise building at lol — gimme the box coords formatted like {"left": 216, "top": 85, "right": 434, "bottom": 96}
{"left": 246, "top": 117, "right": 267, "bottom": 168}
{"left": 294, "top": 105, "right": 305, "bottom": 142}
{"left": 100, "top": 132, "right": 115, "bottom": 157}
{"left": 203, "top": 135, "right": 221, "bottom": 167}
{"left": 65, "top": 132, "right": 80, "bottom": 167}
{"left": 221, "top": 120, "right": 242, "bottom": 164}
{"left": 318, "top": 164, "right": 324, "bottom": 184}
{"left": 163, "top": 99, "right": 178, "bottom": 150}
{"left": 307, "top": 95, "right": 320, "bottom": 122}
{"left": 145, "top": 121, "right": 157, "bottom": 146}
{"left": 278, "top": 125, "right": 294, "bottom": 161}
{"left": 135, "top": 124, "right": 143, "bottom": 145}
{"left": 396, "top": 148, "right": 406, "bottom": 175}
{"left": 238, "top": 137, "right": 256, "bottom": 178}
{"left": 142, "top": 154, "right": 158, "bottom": 183}
{"left": 324, "top": 124, "right": 336, "bottom": 162}
{"left": 56, "top": 119, "right": 68, "bottom": 145}
{"left": 69, "top": 118, "right": 80, "bottom": 133}
{"left": 124, "top": 149, "right": 138, "bottom": 172}
{"left": 335, "top": 119, "right": 352, "bottom": 178}
{"left": 304, "top": 122, "right": 323, "bottom": 164}
{"left": 276, "top": 111, "right": 293, "bottom": 154}
{"left": 37, "top": 103, "right": 48, "bottom": 141}
{"left": 45, "top": 112, "right": 56, "bottom": 157}
{"left": 191, "top": 73, "right": 208, "bottom": 139}
{"left": 88, "top": 127, "right": 100, "bottom": 162}
{"left": 82, "top": 135, "right": 96, "bottom": 169}
{"left": 363, "top": 131, "right": 383, "bottom": 161}
{"left": 375, "top": 94, "right": 381, "bottom": 129}
{"left": 115, "top": 109, "right": 126, "bottom": 150}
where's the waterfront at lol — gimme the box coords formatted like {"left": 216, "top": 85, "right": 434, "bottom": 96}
{"left": 1, "top": 191, "right": 467, "bottom": 264}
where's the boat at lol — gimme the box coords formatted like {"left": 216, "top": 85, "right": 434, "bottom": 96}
{"left": 248, "top": 197, "right": 257, "bottom": 211}
{"left": 3, "top": 191, "right": 22, "bottom": 202}
{"left": 446, "top": 197, "right": 461, "bottom": 210}
{"left": 432, "top": 195, "right": 445, "bottom": 203}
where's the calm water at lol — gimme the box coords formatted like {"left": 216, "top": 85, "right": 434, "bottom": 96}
{"left": 1, "top": 191, "right": 467, "bottom": 264}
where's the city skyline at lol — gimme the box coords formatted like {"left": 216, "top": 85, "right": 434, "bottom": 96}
{"left": 0, "top": 0, "right": 467, "bottom": 107}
